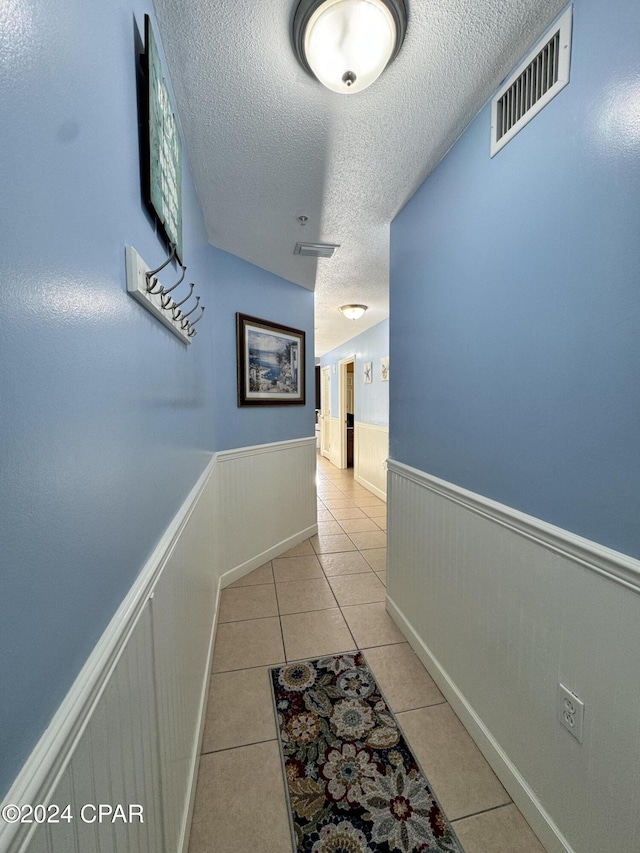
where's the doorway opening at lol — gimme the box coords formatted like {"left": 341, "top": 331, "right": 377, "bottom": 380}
{"left": 338, "top": 356, "right": 355, "bottom": 469}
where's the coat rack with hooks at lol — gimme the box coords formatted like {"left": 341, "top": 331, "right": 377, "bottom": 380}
{"left": 125, "top": 245, "right": 205, "bottom": 344}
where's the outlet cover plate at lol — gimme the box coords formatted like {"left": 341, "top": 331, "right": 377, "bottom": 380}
{"left": 558, "top": 683, "right": 584, "bottom": 743}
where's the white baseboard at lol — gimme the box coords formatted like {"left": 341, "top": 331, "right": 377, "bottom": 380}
{"left": 354, "top": 474, "right": 386, "bottom": 502}
{"left": 220, "top": 522, "right": 319, "bottom": 589}
{"left": 386, "top": 595, "right": 574, "bottom": 853}
{"left": 212, "top": 437, "right": 317, "bottom": 578}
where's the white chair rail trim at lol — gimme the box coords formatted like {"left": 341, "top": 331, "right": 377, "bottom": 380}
{"left": 388, "top": 458, "right": 640, "bottom": 594}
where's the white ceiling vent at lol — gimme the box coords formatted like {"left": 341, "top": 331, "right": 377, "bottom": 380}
{"left": 294, "top": 242, "right": 340, "bottom": 259}
{"left": 491, "top": 6, "right": 573, "bottom": 156}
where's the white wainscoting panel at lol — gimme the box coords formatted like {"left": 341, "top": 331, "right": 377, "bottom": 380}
{"left": 354, "top": 422, "right": 388, "bottom": 500}
{"left": 15, "top": 603, "right": 164, "bottom": 853}
{"left": 329, "top": 418, "right": 341, "bottom": 469}
{"left": 18, "top": 833, "right": 46, "bottom": 853}
{"left": 386, "top": 459, "right": 640, "bottom": 853}
{"left": 320, "top": 415, "right": 331, "bottom": 458}
{"left": 213, "top": 437, "right": 317, "bottom": 586}
{"left": 150, "top": 473, "right": 217, "bottom": 853}
{"left": 1, "top": 458, "right": 218, "bottom": 853}
{"left": 3, "top": 438, "right": 318, "bottom": 853}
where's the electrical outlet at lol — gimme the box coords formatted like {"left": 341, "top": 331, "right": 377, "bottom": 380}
{"left": 558, "top": 683, "right": 584, "bottom": 743}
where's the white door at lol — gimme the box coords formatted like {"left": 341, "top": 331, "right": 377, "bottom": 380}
{"left": 320, "top": 367, "right": 331, "bottom": 458}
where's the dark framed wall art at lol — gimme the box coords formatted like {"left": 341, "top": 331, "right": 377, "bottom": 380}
{"left": 236, "top": 314, "right": 306, "bottom": 406}
{"left": 142, "top": 15, "right": 183, "bottom": 262}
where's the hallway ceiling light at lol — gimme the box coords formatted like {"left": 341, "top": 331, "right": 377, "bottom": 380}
{"left": 340, "top": 304, "right": 368, "bottom": 320}
{"left": 293, "top": 0, "right": 408, "bottom": 95}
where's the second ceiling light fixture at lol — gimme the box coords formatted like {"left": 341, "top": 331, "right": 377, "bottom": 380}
{"left": 293, "top": 0, "right": 408, "bottom": 94}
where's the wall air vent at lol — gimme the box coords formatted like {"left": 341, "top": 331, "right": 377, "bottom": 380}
{"left": 294, "top": 242, "right": 340, "bottom": 258}
{"left": 491, "top": 6, "right": 572, "bottom": 157}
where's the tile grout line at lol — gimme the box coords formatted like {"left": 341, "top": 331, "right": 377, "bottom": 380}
{"left": 212, "top": 660, "right": 285, "bottom": 675}
{"left": 317, "top": 542, "right": 359, "bottom": 653}
{"left": 201, "top": 736, "right": 278, "bottom": 757}
{"left": 449, "top": 800, "right": 515, "bottom": 824}
{"left": 216, "top": 612, "right": 282, "bottom": 626}
{"left": 274, "top": 581, "right": 289, "bottom": 663}
{"left": 210, "top": 660, "right": 283, "bottom": 675}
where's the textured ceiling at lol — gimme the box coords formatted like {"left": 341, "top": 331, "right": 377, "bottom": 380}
{"left": 153, "top": 0, "right": 566, "bottom": 355}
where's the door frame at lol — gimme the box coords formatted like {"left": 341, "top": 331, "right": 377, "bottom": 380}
{"left": 338, "top": 355, "right": 355, "bottom": 469}
{"left": 320, "top": 365, "right": 331, "bottom": 459}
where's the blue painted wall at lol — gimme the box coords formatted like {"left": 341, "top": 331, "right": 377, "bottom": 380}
{"left": 320, "top": 320, "right": 389, "bottom": 426}
{"left": 390, "top": 0, "right": 640, "bottom": 558}
{"left": 210, "top": 252, "right": 315, "bottom": 451}
{"left": 0, "top": 0, "right": 313, "bottom": 796}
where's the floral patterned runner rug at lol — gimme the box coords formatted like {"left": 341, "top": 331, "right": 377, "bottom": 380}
{"left": 270, "top": 652, "right": 465, "bottom": 853}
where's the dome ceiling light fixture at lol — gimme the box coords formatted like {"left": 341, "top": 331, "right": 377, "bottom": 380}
{"left": 340, "top": 304, "right": 368, "bottom": 320}
{"left": 293, "top": 0, "right": 408, "bottom": 95}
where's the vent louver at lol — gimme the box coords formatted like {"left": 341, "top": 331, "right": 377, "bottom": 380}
{"left": 491, "top": 7, "right": 572, "bottom": 156}
{"left": 294, "top": 242, "right": 340, "bottom": 258}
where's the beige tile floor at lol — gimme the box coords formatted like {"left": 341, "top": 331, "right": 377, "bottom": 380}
{"left": 188, "top": 456, "right": 547, "bottom": 853}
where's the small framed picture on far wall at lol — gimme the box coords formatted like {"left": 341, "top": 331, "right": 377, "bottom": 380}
{"left": 380, "top": 356, "right": 389, "bottom": 381}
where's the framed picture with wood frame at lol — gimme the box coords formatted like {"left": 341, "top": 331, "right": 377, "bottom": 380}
{"left": 236, "top": 314, "right": 306, "bottom": 406}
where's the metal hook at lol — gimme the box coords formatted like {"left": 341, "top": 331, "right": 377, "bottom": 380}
{"left": 170, "top": 284, "right": 196, "bottom": 320}
{"left": 179, "top": 296, "right": 201, "bottom": 327}
{"left": 146, "top": 244, "right": 176, "bottom": 278}
{"left": 159, "top": 264, "right": 187, "bottom": 308}
{"left": 184, "top": 305, "right": 205, "bottom": 338}
{"left": 188, "top": 306, "right": 205, "bottom": 328}
{"left": 145, "top": 244, "right": 176, "bottom": 293}
{"left": 147, "top": 275, "right": 164, "bottom": 295}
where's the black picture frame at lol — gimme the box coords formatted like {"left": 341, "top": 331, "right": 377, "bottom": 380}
{"left": 141, "top": 15, "right": 183, "bottom": 263}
